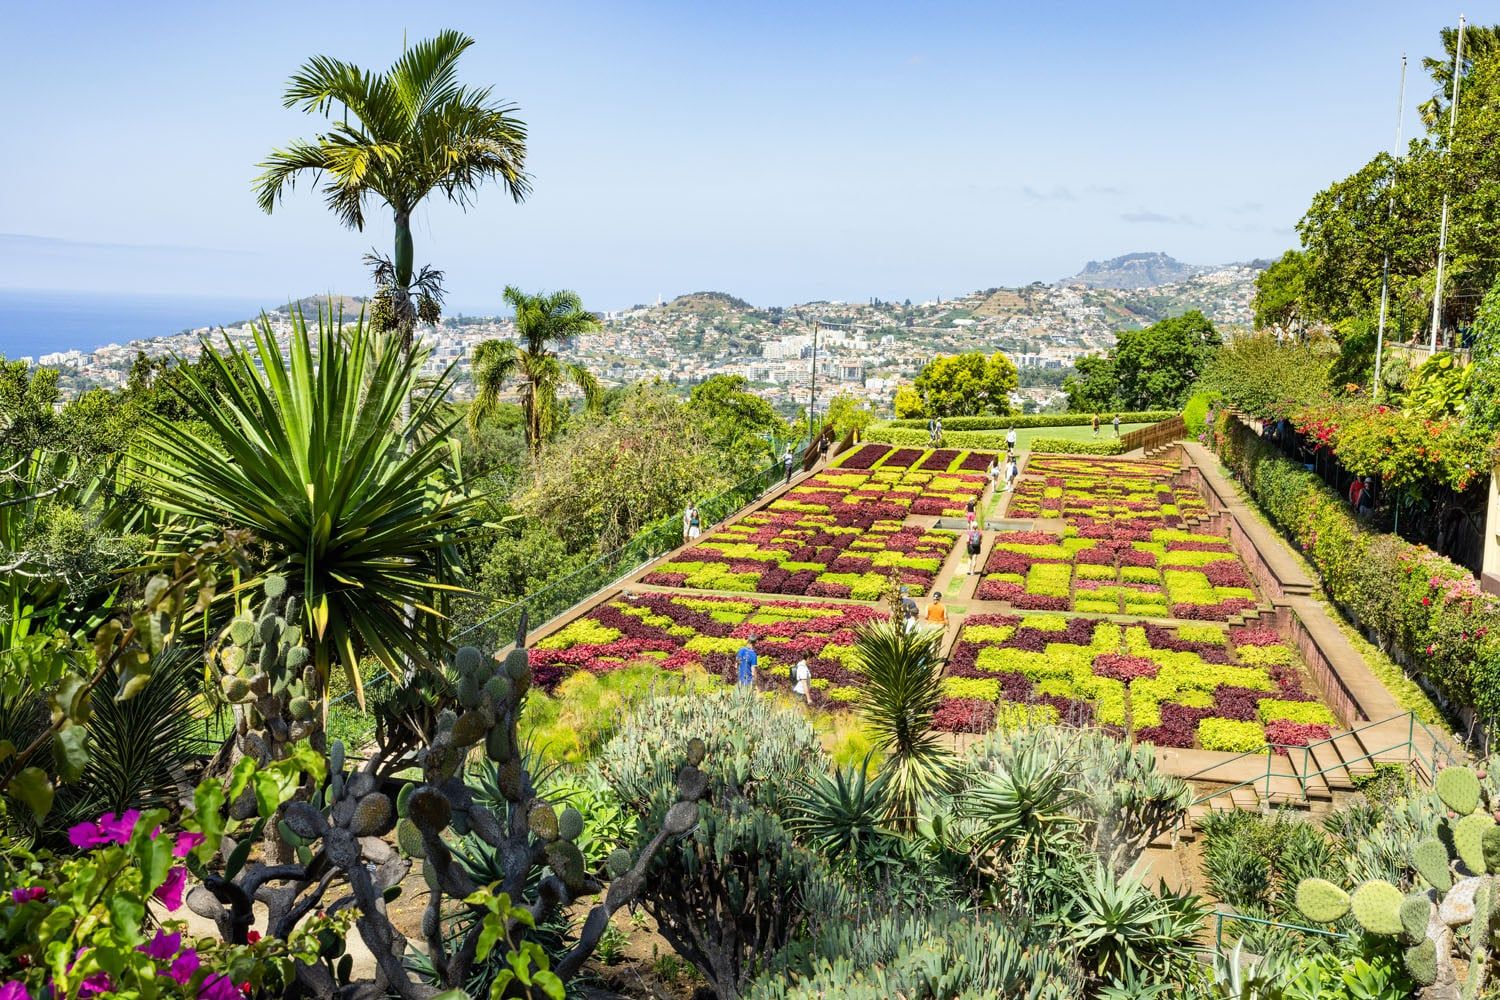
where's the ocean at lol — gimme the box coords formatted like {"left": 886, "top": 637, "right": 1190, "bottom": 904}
{"left": 0, "top": 288, "right": 275, "bottom": 360}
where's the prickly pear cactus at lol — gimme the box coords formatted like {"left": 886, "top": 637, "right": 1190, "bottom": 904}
{"left": 1295, "top": 764, "right": 1500, "bottom": 1000}
{"left": 215, "top": 574, "right": 322, "bottom": 771}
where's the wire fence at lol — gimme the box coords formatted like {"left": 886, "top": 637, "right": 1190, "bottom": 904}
{"left": 451, "top": 447, "right": 803, "bottom": 653}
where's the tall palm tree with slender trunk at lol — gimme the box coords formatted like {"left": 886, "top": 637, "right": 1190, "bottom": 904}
{"left": 470, "top": 286, "right": 603, "bottom": 453}
{"left": 254, "top": 30, "right": 529, "bottom": 349}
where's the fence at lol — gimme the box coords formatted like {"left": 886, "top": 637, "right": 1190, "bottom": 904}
{"left": 1255, "top": 416, "right": 1486, "bottom": 574}
{"left": 450, "top": 439, "right": 816, "bottom": 653}
{"left": 1210, "top": 911, "right": 1347, "bottom": 954}
{"left": 1119, "top": 414, "right": 1186, "bottom": 454}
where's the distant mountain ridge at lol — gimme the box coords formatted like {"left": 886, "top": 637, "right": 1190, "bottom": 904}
{"left": 1063, "top": 252, "right": 1214, "bottom": 290}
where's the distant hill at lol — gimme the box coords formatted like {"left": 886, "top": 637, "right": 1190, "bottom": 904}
{"left": 661, "top": 291, "right": 753, "bottom": 314}
{"left": 1063, "top": 253, "right": 1212, "bottom": 290}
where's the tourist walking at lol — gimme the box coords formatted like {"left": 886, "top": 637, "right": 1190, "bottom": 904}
{"left": 966, "top": 525, "right": 983, "bottom": 575}
{"left": 688, "top": 504, "right": 701, "bottom": 540}
{"left": 1112, "top": 414, "right": 1120, "bottom": 436}
{"left": 925, "top": 592, "right": 947, "bottom": 628}
{"left": 1005, "top": 426, "right": 1018, "bottom": 452}
{"left": 792, "top": 656, "right": 813, "bottom": 705}
{"left": 900, "top": 585, "right": 919, "bottom": 620}
{"left": 986, "top": 455, "right": 1000, "bottom": 488}
{"left": 927, "top": 416, "right": 938, "bottom": 445}
{"left": 934, "top": 417, "right": 943, "bottom": 445}
{"left": 782, "top": 446, "right": 795, "bottom": 484}
{"left": 1091, "top": 414, "right": 1100, "bottom": 436}
{"left": 965, "top": 499, "right": 978, "bottom": 532}
{"left": 1006, "top": 454, "right": 1019, "bottom": 491}
{"left": 737, "top": 636, "right": 758, "bottom": 687}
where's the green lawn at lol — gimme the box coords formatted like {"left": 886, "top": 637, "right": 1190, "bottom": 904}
{"left": 926, "top": 422, "right": 1148, "bottom": 452}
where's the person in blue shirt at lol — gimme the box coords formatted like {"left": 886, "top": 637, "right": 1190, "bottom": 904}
{"left": 737, "top": 636, "right": 759, "bottom": 687}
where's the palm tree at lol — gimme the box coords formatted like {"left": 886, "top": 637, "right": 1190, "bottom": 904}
{"left": 854, "top": 621, "right": 955, "bottom": 830}
{"left": 470, "top": 286, "right": 602, "bottom": 453}
{"left": 140, "top": 308, "right": 479, "bottom": 704}
{"left": 254, "top": 30, "right": 529, "bottom": 347}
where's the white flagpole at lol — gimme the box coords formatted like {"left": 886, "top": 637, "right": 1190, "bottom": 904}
{"left": 1429, "top": 14, "right": 1467, "bottom": 353}
{"left": 1373, "top": 54, "right": 1407, "bottom": 402}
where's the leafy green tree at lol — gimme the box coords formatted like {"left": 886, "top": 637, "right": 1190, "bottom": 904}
{"left": 1465, "top": 274, "right": 1500, "bottom": 431}
{"left": 823, "top": 391, "right": 878, "bottom": 440}
{"left": 514, "top": 385, "right": 728, "bottom": 553}
{"left": 893, "top": 384, "right": 926, "bottom": 419}
{"left": 909, "top": 351, "right": 1018, "bottom": 417}
{"left": 254, "top": 31, "right": 529, "bottom": 346}
{"left": 470, "top": 286, "right": 602, "bottom": 454}
{"left": 1199, "top": 333, "right": 1338, "bottom": 419}
{"left": 1252, "top": 250, "right": 1310, "bottom": 334}
{"left": 1111, "top": 311, "right": 1221, "bottom": 410}
{"left": 686, "top": 374, "right": 789, "bottom": 460}
{"left": 140, "top": 309, "right": 478, "bottom": 702}
{"left": 1063, "top": 354, "right": 1120, "bottom": 413}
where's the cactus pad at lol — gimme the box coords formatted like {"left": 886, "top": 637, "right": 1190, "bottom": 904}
{"left": 546, "top": 840, "right": 587, "bottom": 890}
{"left": 1404, "top": 938, "right": 1437, "bottom": 986}
{"left": 1438, "top": 766, "right": 1482, "bottom": 815}
{"left": 606, "top": 848, "right": 632, "bottom": 878}
{"left": 288, "top": 696, "right": 312, "bottom": 721}
{"left": 528, "top": 804, "right": 560, "bottom": 841}
{"left": 350, "top": 793, "right": 393, "bottom": 837}
{"left": 664, "top": 801, "right": 699, "bottom": 836}
{"left": 1473, "top": 880, "right": 1493, "bottom": 949}
{"left": 263, "top": 574, "right": 288, "bottom": 598}
{"left": 504, "top": 648, "right": 530, "bottom": 680}
{"left": 1414, "top": 838, "right": 1454, "bottom": 892}
{"left": 1457, "top": 813, "right": 1495, "bottom": 874}
{"left": 396, "top": 818, "right": 425, "bottom": 858}
{"left": 450, "top": 710, "right": 488, "bottom": 748}
{"left": 486, "top": 727, "right": 513, "bottom": 764}
{"left": 1483, "top": 825, "right": 1500, "bottom": 874}
{"left": 229, "top": 618, "right": 255, "bottom": 645}
{"left": 221, "top": 675, "right": 252, "bottom": 702}
{"left": 484, "top": 675, "right": 513, "bottom": 704}
{"left": 1400, "top": 893, "right": 1432, "bottom": 943}
{"left": 1296, "top": 878, "right": 1352, "bottom": 923}
{"left": 558, "top": 806, "right": 583, "bottom": 842}
{"left": 395, "top": 782, "right": 414, "bottom": 818}
{"left": 1350, "top": 880, "right": 1405, "bottom": 935}
{"left": 454, "top": 646, "right": 485, "bottom": 674}
{"left": 407, "top": 787, "right": 452, "bottom": 832}
{"left": 686, "top": 737, "right": 706, "bottom": 767}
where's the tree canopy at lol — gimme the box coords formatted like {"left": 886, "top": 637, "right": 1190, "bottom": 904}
{"left": 1065, "top": 311, "right": 1220, "bottom": 412}
{"left": 904, "top": 351, "right": 1018, "bottom": 418}
{"left": 686, "top": 374, "right": 789, "bottom": 460}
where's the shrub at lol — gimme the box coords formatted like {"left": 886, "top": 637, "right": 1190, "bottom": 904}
{"left": 1198, "top": 717, "right": 1267, "bottom": 752}
{"left": 1257, "top": 699, "right": 1338, "bottom": 727}
{"left": 1029, "top": 437, "right": 1128, "bottom": 455}
{"left": 884, "top": 411, "right": 1175, "bottom": 431}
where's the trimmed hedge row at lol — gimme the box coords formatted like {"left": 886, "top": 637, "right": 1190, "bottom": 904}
{"left": 887, "top": 411, "right": 1174, "bottom": 431}
{"left": 1028, "top": 438, "right": 1127, "bottom": 455}
{"left": 1212, "top": 412, "right": 1500, "bottom": 721}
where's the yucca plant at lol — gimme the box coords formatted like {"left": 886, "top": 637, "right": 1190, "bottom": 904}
{"left": 140, "top": 308, "right": 479, "bottom": 702}
{"left": 785, "top": 752, "right": 892, "bottom": 860}
{"left": 1054, "top": 862, "right": 1207, "bottom": 987}
{"left": 854, "top": 621, "right": 954, "bottom": 830}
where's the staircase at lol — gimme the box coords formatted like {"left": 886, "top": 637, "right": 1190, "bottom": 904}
{"left": 1173, "top": 713, "right": 1458, "bottom": 841}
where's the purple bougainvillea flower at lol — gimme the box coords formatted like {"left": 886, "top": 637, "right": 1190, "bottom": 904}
{"left": 154, "top": 866, "right": 187, "bottom": 911}
{"left": 9, "top": 887, "right": 44, "bottom": 904}
{"left": 68, "top": 809, "right": 142, "bottom": 849}
{"left": 197, "top": 973, "right": 241, "bottom": 1000}
{"left": 173, "top": 832, "right": 206, "bottom": 858}
{"left": 0, "top": 981, "right": 32, "bottom": 1000}
{"left": 167, "top": 949, "right": 200, "bottom": 986}
{"left": 138, "top": 929, "right": 182, "bottom": 961}
{"left": 79, "top": 973, "right": 114, "bottom": 996}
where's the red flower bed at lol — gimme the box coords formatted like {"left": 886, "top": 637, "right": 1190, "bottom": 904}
{"left": 1093, "top": 654, "right": 1158, "bottom": 681}
{"left": 1230, "top": 626, "right": 1283, "bottom": 646}
{"left": 840, "top": 444, "right": 890, "bottom": 469}
{"left": 933, "top": 698, "right": 996, "bottom": 733}
{"left": 1203, "top": 562, "right": 1251, "bottom": 588}
{"left": 1265, "top": 720, "right": 1332, "bottom": 753}
{"left": 958, "top": 451, "right": 992, "bottom": 471}
{"left": 1170, "top": 598, "right": 1256, "bottom": 620}
{"left": 883, "top": 448, "right": 924, "bottom": 468}
{"left": 919, "top": 449, "right": 961, "bottom": 471}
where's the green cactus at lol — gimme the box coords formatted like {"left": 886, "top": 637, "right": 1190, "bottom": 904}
{"left": 1438, "top": 766, "right": 1483, "bottom": 815}
{"left": 558, "top": 806, "right": 583, "bottom": 842}
{"left": 1350, "top": 880, "right": 1405, "bottom": 935}
{"left": 216, "top": 577, "right": 321, "bottom": 761}
{"left": 1405, "top": 939, "right": 1438, "bottom": 986}
{"left": 1401, "top": 893, "right": 1432, "bottom": 943}
{"left": 606, "top": 848, "right": 632, "bottom": 878}
{"left": 1295, "top": 878, "right": 1351, "bottom": 923}
{"left": 529, "top": 803, "right": 560, "bottom": 841}
{"left": 1458, "top": 813, "right": 1497, "bottom": 874}
{"left": 1415, "top": 838, "right": 1455, "bottom": 891}
{"left": 396, "top": 817, "right": 425, "bottom": 858}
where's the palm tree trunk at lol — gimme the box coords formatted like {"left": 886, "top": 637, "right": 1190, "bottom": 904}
{"left": 394, "top": 209, "right": 415, "bottom": 356}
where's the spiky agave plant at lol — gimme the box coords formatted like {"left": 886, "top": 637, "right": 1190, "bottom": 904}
{"left": 853, "top": 621, "right": 954, "bottom": 829}
{"left": 140, "top": 306, "right": 479, "bottom": 705}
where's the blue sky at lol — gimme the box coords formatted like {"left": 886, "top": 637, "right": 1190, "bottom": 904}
{"left": 0, "top": 1, "right": 1464, "bottom": 312}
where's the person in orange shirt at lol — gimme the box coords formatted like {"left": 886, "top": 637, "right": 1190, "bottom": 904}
{"left": 925, "top": 592, "right": 947, "bottom": 625}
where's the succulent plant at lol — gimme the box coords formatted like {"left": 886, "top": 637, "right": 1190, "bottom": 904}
{"left": 215, "top": 575, "right": 322, "bottom": 765}
{"left": 1296, "top": 764, "right": 1500, "bottom": 999}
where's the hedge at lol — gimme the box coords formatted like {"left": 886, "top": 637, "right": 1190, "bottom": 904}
{"left": 1028, "top": 437, "right": 1127, "bottom": 455}
{"left": 1212, "top": 412, "right": 1500, "bottom": 722}
{"left": 886, "top": 411, "right": 1175, "bottom": 431}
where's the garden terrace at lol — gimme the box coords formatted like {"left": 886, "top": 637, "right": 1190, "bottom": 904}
{"left": 936, "top": 613, "right": 1337, "bottom": 751}
{"left": 1005, "top": 455, "right": 1208, "bottom": 533}
{"left": 528, "top": 591, "right": 886, "bottom": 707}
{"left": 973, "top": 528, "right": 1259, "bottom": 620}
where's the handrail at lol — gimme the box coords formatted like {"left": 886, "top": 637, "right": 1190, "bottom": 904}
{"left": 1212, "top": 910, "right": 1348, "bottom": 953}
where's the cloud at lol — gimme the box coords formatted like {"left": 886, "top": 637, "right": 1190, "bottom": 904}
{"left": 1120, "top": 208, "right": 1197, "bottom": 226}
{"left": 1021, "top": 185, "right": 1075, "bottom": 202}
{"left": 1227, "top": 200, "right": 1264, "bottom": 214}
{"left": 1086, "top": 184, "right": 1125, "bottom": 197}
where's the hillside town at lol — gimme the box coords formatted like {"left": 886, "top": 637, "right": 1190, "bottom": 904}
{"left": 36, "top": 256, "right": 1262, "bottom": 414}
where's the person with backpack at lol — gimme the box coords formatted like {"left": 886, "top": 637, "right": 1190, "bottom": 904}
{"left": 965, "top": 499, "right": 978, "bottom": 532}
{"left": 737, "top": 636, "right": 758, "bottom": 687}
{"left": 1005, "top": 454, "right": 1019, "bottom": 491}
{"left": 933, "top": 416, "right": 943, "bottom": 445}
{"left": 966, "top": 525, "right": 983, "bottom": 575}
{"left": 791, "top": 656, "right": 813, "bottom": 705}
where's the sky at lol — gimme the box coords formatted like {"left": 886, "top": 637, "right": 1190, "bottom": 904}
{"left": 0, "top": 1, "right": 1471, "bottom": 313}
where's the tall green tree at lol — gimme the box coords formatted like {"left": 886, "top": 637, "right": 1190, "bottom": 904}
{"left": 908, "top": 351, "right": 1018, "bottom": 418}
{"left": 254, "top": 31, "right": 529, "bottom": 346}
{"left": 1252, "top": 250, "right": 1310, "bottom": 334}
{"left": 1062, "top": 354, "right": 1119, "bottom": 414}
{"left": 1111, "top": 311, "right": 1221, "bottom": 410}
{"left": 140, "top": 310, "right": 478, "bottom": 703}
{"left": 685, "top": 374, "right": 789, "bottom": 460}
{"left": 470, "top": 286, "right": 602, "bottom": 453}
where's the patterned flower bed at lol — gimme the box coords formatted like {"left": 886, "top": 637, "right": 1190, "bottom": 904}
{"left": 642, "top": 505, "right": 957, "bottom": 597}
{"left": 973, "top": 528, "right": 1258, "bottom": 620}
{"left": 836, "top": 443, "right": 995, "bottom": 477}
{"left": 1006, "top": 456, "right": 1208, "bottom": 536}
{"left": 528, "top": 592, "right": 885, "bottom": 706}
{"left": 935, "top": 614, "right": 1337, "bottom": 749}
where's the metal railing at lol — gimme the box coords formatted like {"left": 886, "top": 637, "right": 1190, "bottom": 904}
{"left": 1186, "top": 711, "right": 1458, "bottom": 809}
{"left": 1211, "top": 910, "right": 1348, "bottom": 953}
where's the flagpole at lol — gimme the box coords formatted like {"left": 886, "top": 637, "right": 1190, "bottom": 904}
{"left": 1428, "top": 14, "right": 1466, "bottom": 353}
{"left": 1373, "top": 54, "right": 1407, "bottom": 402}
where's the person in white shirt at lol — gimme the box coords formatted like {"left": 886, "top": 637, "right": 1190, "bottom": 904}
{"left": 792, "top": 657, "right": 812, "bottom": 705}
